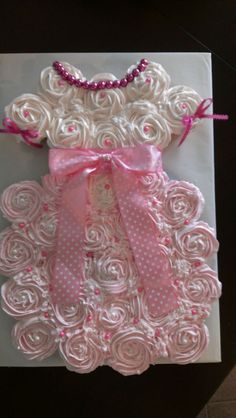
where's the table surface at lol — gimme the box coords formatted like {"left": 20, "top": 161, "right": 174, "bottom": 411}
{"left": 0, "top": 2, "right": 235, "bottom": 418}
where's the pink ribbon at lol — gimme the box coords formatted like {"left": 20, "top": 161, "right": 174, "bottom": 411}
{"left": 179, "top": 98, "right": 229, "bottom": 146}
{"left": 49, "top": 145, "right": 179, "bottom": 316}
{"left": 0, "top": 117, "right": 42, "bottom": 148}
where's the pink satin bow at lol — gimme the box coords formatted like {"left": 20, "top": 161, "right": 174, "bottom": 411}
{"left": 49, "top": 145, "right": 178, "bottom": 316}
{"left": 179, "top": 98, "right": 229, "bottom": 146}
{"left": 0, "top": 117, "right": 42, "bottom": 148}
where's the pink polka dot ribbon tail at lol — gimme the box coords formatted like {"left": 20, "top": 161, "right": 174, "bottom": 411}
{"left": 49, "top": 144, "right": 179, "bottom": 316}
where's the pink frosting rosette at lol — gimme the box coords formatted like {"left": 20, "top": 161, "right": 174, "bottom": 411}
{"left": 28, "top": 210, "right": 58, "bottom": 248}
{"left": 12, "top": 317, "right": 58, "bottom": 360}
{"left": 166, "top": 320, "right": 209, "bottom": 364}
{"left": 139, "top": 170, "right": 168, "bottom": 199}
{"left": 98, "top": 298, "right": 132, "bottom": 331}
{"left": 53, "top": 303, "right": 86, "bottom": 328}
{"left": 174, "top": 222, "right": 219, "bottom": 261}
{"left": 0, "top": 228, "right": 37, "bottom": 276}
{"left": 59, "top": 331, "right": 105, "bottom": 373}
{"left": 108, "top": 329, "right": 154, "bottom": 375}
{"left": 162, "top": 181, "right": 204, "bottom": 228}
{"left": 0, "top": 181, "right": 44, "bottom": 222}
{"left": 180, "top": 267, "right": 222, "bottom": 304}
{"left": 1, "top": 279, "right": 43, "bottom": 318}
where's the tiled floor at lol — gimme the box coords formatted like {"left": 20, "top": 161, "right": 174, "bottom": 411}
{"left": 197, "top": 366, "right": 236, "bottom": 418}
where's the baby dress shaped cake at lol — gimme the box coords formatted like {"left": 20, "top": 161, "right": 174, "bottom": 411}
{"left": 0, "top": 58, "right": 223, "bottom": 375}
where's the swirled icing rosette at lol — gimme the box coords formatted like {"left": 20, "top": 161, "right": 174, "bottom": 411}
{"left": 12, "top": 317, "right": 58, "bottom": 360}
{"left": 174, "top": 221, "right": 219, "bottom": 260}
{"left": 98, "top": 298, "right": 132, "bottom": 331}
{"left": 0, "top": 228, "right": 38, "bottom": 276}
{"left": 0, "top": 181, "right": 44, "bottom": 222}
{"left": 53, "top": 302, "right": 86, "bottom": 328}
{"left": 40, "top": 62, "right": 84, "bottom": 107}
{"left": 108, "top": 329, "right": 154, "bottom": 375}
{"left": 84, "top": 73, "right": 127, "bottom": 121}
{"left": 1, "top": 279, "right": 43, "bottom": 318}
{"left": 179, "top": 267, "right": 222, "bottom": 304}
{"left": 162, "top": 180, "right": 204, "bottom": 228}
{"left": 166, "top": 320, "right": 209, "bottom": 364}
{"left": 84, "top": 218, "right": 114, "bottom": 252}
{"left": 162, "top": 86, "right": 202, "bottom": 134}
{"left": 94, "top": 121, "right": 129, "bottom": 148}
{"left": 46, "top": 113, "right": 92, "bottom": 148}
{"left": 125, "top": 101, "right": 172, "bottom": 149}
{"left": 27, "top": 210, "right": 58, "bottom": 248}
{"left": 59, "top": 331, "right": 105, "bottom": 373}
{"left": 126, "top": 61, "right": 171, "bottom": 102}
{"left": 5, "top": 93, "right": 52, "bottom": 141}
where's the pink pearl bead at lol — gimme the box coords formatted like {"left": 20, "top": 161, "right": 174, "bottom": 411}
{"left": 127, "top": 73, "right": 134, "bottom": 82}
{"left": 104, "top": 137, "right": 112, "bottom": 146}
{"left": 82, "top": 81, "right": 89, "bottom": 89}
{"left": 44, "top": 312, "right": 49, "bottom": 318}
{"left": 94, "top": 288, "right": 100, "bottom": 295}
{"left": 53, "top": 61, "right": 59, "bottom": 68}
{"left": 104, "top": 183, "right": 111, "bottom": 190}
{"left": 140, "top": 58, "right": 148, "bottom": 65}
{"left": 59, "top": 330, "right": 65, "bottom": 337}
{"left": 145, "top": 77, "right": 151, "bottom": 84}
{"left": 181, "top": 103, "right": 187, "bottom": 109}
{"left": 18, "top": 222, "right": 25, "bottom": 229}
{"left": 174, "top": 279, "right": 180, "bottom": 286}
{"left": 98, "top": 81, "right": 106, "bottom": 89}
{"left": 87, "top": 314, "right": 93, "bottom": 321}
{"left": 105, "top": 80, "right": 113, "bottom": 89}
{"left": 138, "top": 63, "right": 146, "bottom": 72}
{"left": 23, "top": 110, "right": 30, "bottom": 117}
{"left": 75, "top": 79, "right": 82, "bottom": 87}
{"left": 61, "top": 70, "right": 69, "bottom": 79}
{"left": 184, "top": 219, "right": 189, "bottom": 225}
{"left": 90, "top": 82, "right": 98, "bottom": 90}
{"left": 86, "top": 252, "right": 93, "bottom": 258}
{"left": 104, "top": 332, "right": 112, "bottom": 340}
{"left": 143, "top": 125, "right": 150, "bottom": 133}
{"left": 25, "top": 266, "right": 33, "bottom": 272}
{"left": 155, "top": 328, "right": 160, "bottom": 337}
{"left": 112, "top": 80, "right": 120, "bottom": 88}
{"left": 191, "top": 309, "right": 197, "bottom": 315}
{"left": 132, "top": 68, "right": 140, "bottom": 77}
{"left": 165, "top": 237, "right": 171, "bottom": 245}
{"left": 43, "top": 203, "right": 49, "bottom": 211}
{"left": 68, "top": 125, "right": 76, "bottom": 132}
{"left": 133, "top": 317, "right": 139, "bottom": 324}
{"left": 194, "top": 261, "right": 202, "bottom": 267}
{"left": 138, "top": 286, "right": 144, "bottom": 293}
{"left": 67, "top": 75, "right": 75, "bottom": 85}
{"left": 120, "top": 78, "right": 128, "bottom": 87}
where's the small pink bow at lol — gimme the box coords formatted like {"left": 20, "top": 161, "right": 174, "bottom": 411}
{"left": 0, "top": 117, "right": 43, "bottom": 148}
{"left": 179, "top": 98, "right": 229, "bottom": 146}
{"left": 49, "top": 145, "right": 179, "bottom": 316}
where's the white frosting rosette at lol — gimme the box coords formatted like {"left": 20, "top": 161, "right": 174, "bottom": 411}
{"left": 59, "top": 331, "right": 105, "bottom": 373}
{"left": 84, "top": 73, "right": 127, "bottom": 121}
{"left": 166, "top": 320, "right": 209, "bottom": 364}
{"left": 162, "top": 86, "right": 202, "bottom": 134}
{"left": 84, "top": 218, "right": 114, "bottom": 252}
{"left": 5, "top": 93, "right": 52, "bottom": 142}
{"left": 47, "top": 112, "right": 92, "bottom": 148}
{"left": 40, "top": 62, "right": 84, "bottom": 108}
{"left": 0, "top": 181, "right": 44, "bottom": 222}
{"left": 162, "top": 180, "right": 204, "bottom": 228}
{"left": 1, "top": 279, "right": 43, "bottom": 318}
{"left": 0, "top": 228, "right": 37, "bottom": 276}
{"left": 180, "top": 267, "right": 222, "bottom": 304}
{"left": 125, "top": 101, "right": 171, "bottom": 149}
{"left": 174, "top": 221, "right": 219, "bottom": 261}
{"left": 12, "top": 317, "right": 58, "bottom": 360}
{"left": 94, "top": 120, "right": 129, "bottom": 148}
{"left": 28, "top": 211, "right": 58, "bottom": 248}
{"left": 108, "top": 329, "right": 154, "bottom": 375}
{"left": 126, "top": 61, "right": 170, "bottom": 102}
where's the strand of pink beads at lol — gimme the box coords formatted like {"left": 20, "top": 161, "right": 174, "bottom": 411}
{"left": 52, "top": 59, "right": 149, "bottom": 90}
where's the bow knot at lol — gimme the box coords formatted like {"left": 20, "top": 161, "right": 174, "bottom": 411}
{"left": 179, "top": 98, "right": 229, "bottom": 146}
{"left": 0, "top": 117, "right": 43, "bottom": 148}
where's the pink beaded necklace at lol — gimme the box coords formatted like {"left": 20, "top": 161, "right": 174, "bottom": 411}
{"left": 52, "top": 58, "right": 149, "bottom": 90}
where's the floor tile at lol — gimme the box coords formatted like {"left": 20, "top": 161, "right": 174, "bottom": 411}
{"left": 210, "top": 366, "right": 236, "bottom": 402}
{"left": 208, "top": 401, "right": 236, "bottom": 418}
